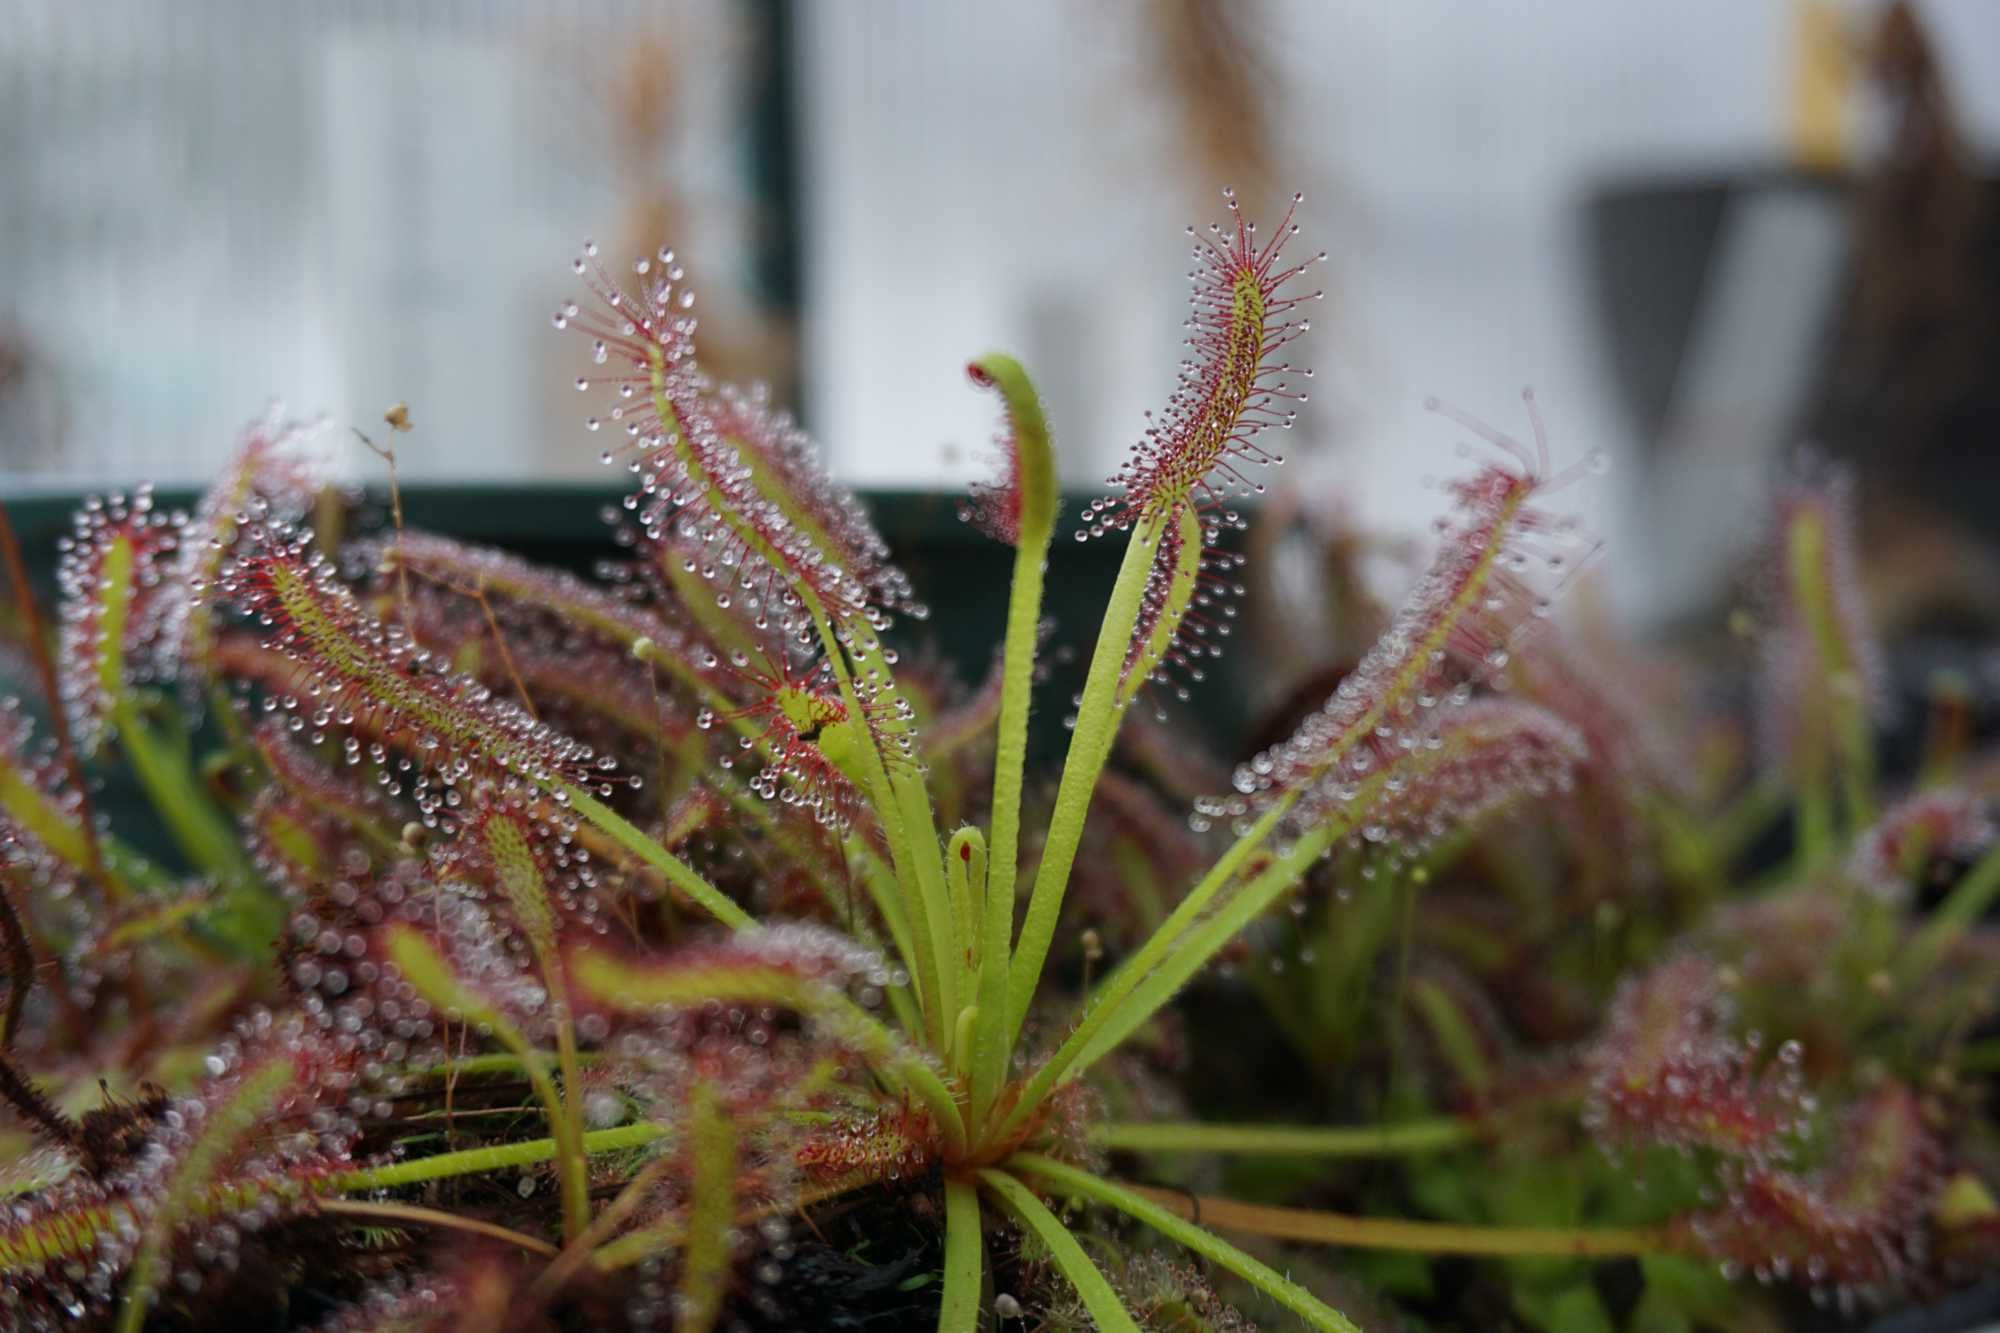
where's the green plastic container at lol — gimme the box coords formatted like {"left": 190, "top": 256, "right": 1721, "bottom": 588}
{"left": 3, "top": 483, "right": 1256, "bottom": 768}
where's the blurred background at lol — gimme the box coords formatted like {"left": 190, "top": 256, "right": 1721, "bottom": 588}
{"left": 1, "top": 0, "right": 1996, "bottom": 631}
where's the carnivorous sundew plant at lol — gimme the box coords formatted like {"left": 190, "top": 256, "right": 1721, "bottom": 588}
{"left": 1, "top": 189, "right": 1997, "bottom": 1330}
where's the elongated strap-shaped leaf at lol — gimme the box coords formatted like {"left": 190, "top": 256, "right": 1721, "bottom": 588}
{"left": 569, "top": 946, "right": 967, "bottom": 1156}
{"left": 220, "top": 538, "right": 750, "bottom": 930}
{"left": 566, "top": 248, "right": 937, "bottom": 892}
{"left": 1904, "top": 838, "right": 2000, "bottom": 981}
{"left": 1686, "top": 1083, "right": 1936, "bottom": 1288}
{"left": 386, "top": 924, "right": 527, "bottom": 1049}
{"left": 1009, "top": 1155, "right": 1361, "bottom": 1332}
{"left": 171, "top": 412, "right": 321, "bottom": 673}
{"left": 945, "top": 825, "right": 985, "bottom": 968}
{"left": 482, "top": 809, "right": 560, "bottom": 973}
{"left": 68, "top": 522, "right": 134, "bottom": 754}
{"left": 1105, "top": 191, "right": 1318, "bottom": 518}
{"left": 1762, "top": 472, "right": 1883, "bottom": 845}
{"left": 0, "top": 1199, "right": 123, "bottom": 1272}
{"left": 1010, "top": 198, "right": 1324, "bottom": 1048}
{"left": 1189, "top": 404, "right": 1588, "bottom": 965}
{"left": 976, "top": 1168, "right": 1141, "bottom": 1333}
{"left": 1002, "top": 703, "right": 1580, "bottom": 1136}
{"left": 1007, "top": 503, "right": 1168, "bottom": 1043}
{"left": 56, "top": 491, "right": 180, "bottom": 756}
{"left": 1406, "top": 975, "right": 1494, "bottom": 1100}
{"left": 1116, "top": 504, "right": 1206, "bottom": 708}
{"left": 117, "top": 1053, "right": 300, "bottom": 1333}
{"left": 0, "top": 1123, "right": 672, "bottom": 1279}
{"left": 558, "top": 786, "right": 752, "bottom": 930}
{"left": 675, "top": 1083, "right": 736, "bottom": 1333}
{"left": 1090, "top": 1118, "right": 1476, "bottom": 1158}
{"left": 0, "top": 752, "right": 92, "bottom": 874}
{"left": 379, "top": 530, "right": 667, "bottom": 650}
{"left": 386, "top": 924, "right": 589, "bottom": 1238}
{"left": 938, "top": 1176, "right": 985, "bottom": 1333}
{"left": 478, "top": 806, "right": 591, "bottom": 1238}
{"left": 1096, "top": 1180, "right": 1669, "bottom": 1259}
{"left": 964, "top": 355, "right": 1060, "bottom": 1123}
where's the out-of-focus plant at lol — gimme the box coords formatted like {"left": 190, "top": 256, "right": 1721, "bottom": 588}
{"left": 0, "top": 189, "right": 1993, "bottom": 1332}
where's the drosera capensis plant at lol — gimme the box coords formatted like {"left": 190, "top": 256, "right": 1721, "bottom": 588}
{"left": 0, "top": 188, "right": 1996, "bottom": 1331}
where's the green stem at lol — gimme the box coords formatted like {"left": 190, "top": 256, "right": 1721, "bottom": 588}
{"left": 939, "top": 1176, "right": 986, "bottom": 1333}
{"left": 1008, "top": 1155, "right": 1361, "bottom": 1332}
{"left": 811, "top": 600, "right": 956, "bottom": 1053}
{"left": 889, "top": 758, "right": 958, "bottom": 1049}
{"left": 976, "top": 1168, "right": 1141, "bottom": 1333}
{"left": 1091, "top": 819, "right": 1332, "bottom": 1066}
{"left": 998, "top": 791, "right": 1335, "bottom": 1142}
{"left": 846, "top": 841, "right": 924, "bottom": 1035}
{"left": 386, "top": 927, "right": 590, "bottom": 1241}
{"left": 1794, "top": 738, "right": 1835, "bottom": 873}
{"left": 495, "top": 1044, "right": 585, "bottom": 1241}
{"left": 945, "top": 825, "right": 983, "bottom": 970}
{"left": 1091, "top": 1117, "right": 1477, "bottom": 1158}
{"left": 676, "top": 1084, "right": 735, "bottom": 1333}
{"left": 1108, "top": 1180, "right": 1675, "bottom": 1259}
{"left": 0, "top": 1124, "right": 673, "bottom": 1277}
{"left": 1834, "top": 693, "right": 1877, "bottom": 832}
{"left": 971, "top": 355, "right": 1058, "bottom": 1127}
{"left": 315, "top": 1199, "right": 557, "bottom": 1257}
{"left": 559, "top": 784, "right": 753, "bottom": 931}
{"left": 1786, "top": 506, "right": 1875, "bottom": 839}
{"left": 1706, "top": 773, "right": 1790, "bottom": 869}
{"left": 110, "top": 699, "right": 277, "bottom": 953}
{"left": 1902, "top": 839, "right": 2000, "bottom": 983}
{"left": 111, "top": 701, "right": 254, "bottom": 887}
{"left": 550, "top": 1009, "right": 589, "bottom": 1238}
{"left": 570, "top": 948, "right": 968, "bottom": 1157}
{"left": 640, "top": 351, "right": 943, "bottom": 997}
{"left": 329, "top": 1122, "right": 666, "bottom": 1193}
{"left": 1008, "top": 504, "right": 1169, "bottom": 1044}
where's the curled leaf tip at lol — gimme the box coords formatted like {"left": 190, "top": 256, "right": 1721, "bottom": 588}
{"left": 964, "top": 352, "right": 1058, "bottom": 551}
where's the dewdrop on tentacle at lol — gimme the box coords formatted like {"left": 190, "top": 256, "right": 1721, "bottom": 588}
{"left": 0, "top": 704, "right": 95, "bottom": 882}
{"left": 1846, "top": 788, "right": 1993, "bottom": 906}
{"left": 1313, "top": 699, "right": 1587, "bottom": 859}
{"left": 700, "top": 642, "right": 911, "bottom": 828}
{"left": 1581, "top": 952, "right": 1806, "bottom": 1160}
{"left": 362, "top": 530, "right": 707, "bottom": 748}
{"left": 1100, "top": 189, "right": 1325, "bottom": 524}
{"left": 164, "top": 410, "right": 326, "bottom": 678}
{"left": 564, "top": 924, "right": 917, "bottom": 1153}
{"left": 1086, "top": 191, "right": 1326, "bottom": 708}
{"left": 207, "top": 529, "right": 630, "bottom": 833}
{"left": 1686, "top": 1082, "right": 1941, "bottom": 1302}
{"left": 558, "top": 241, "right": 921, "bottom": 642}
{"left": 1203, "top": 390, "right": 1595, "bottom": 833}
{"left": 53, "top": 488, "right": 183, "bottom": 756}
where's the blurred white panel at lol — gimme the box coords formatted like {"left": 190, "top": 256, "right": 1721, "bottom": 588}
{"left": 795, "top": 0, "right": 1791, "bottom": 595}
{"left": 795, "top": 0, "right": 1998, "bottom": 618}
{"left": 318, "top": 34, "right": 537, "bottom": 477}
{"left": 796, "top": 0, "right": 1189, "bottom": 491}
{"left": 0, "top": 0, "right": 756, "bottom": 489}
